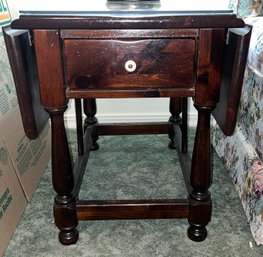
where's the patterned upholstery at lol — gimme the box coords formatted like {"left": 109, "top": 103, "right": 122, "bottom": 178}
{"left": 245, "top": 17, "right": 263, "bottom": 75}
{"left": 240, "top": 17, "right": 263, "bottom": 155}
{"left": 229, "top": 0, "right": 263, "bottom": 17}
{"left": 213, "top": 1, "right": 263, "bottom": 245}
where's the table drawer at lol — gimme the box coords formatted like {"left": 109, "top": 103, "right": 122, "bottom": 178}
{"left": 64, "top": 39, "right": 196, "bottom": 89}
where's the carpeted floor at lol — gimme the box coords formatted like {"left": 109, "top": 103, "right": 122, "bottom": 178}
{"left": 3, "top": 130, "right": 263, "bottom": 257}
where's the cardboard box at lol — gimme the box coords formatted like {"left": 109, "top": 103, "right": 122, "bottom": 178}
{"left": 0, "top": 0, "right": 51, "bottom": 202}
{"left": 0, "top": 23, "right": 18, "bottom": 121}
{"left": 0, "top": 25, "right": 51, "bottom": 202}
{"left": 0, "top": 138, "right": 27, "bottom": 257}
{"left": 0, "top": 110, "right": 51, "bottom": 202}
{"left": 0, "top": 1, "right": 51, "bottom": 255}
{"left": 0, "top": 27, "right": 50, "bottom": 257}
{"left": 0, "top": 1, "right": 12, "bottom": 27}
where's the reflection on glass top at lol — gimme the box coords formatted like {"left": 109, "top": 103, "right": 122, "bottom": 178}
{"left": 106, "top": 0, "right": 162, "bottom": 10}
{"left": 17, "top": 0, "right": 232, "bottom": 16}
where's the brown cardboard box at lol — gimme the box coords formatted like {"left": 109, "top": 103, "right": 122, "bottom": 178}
{"left": 0, "top": 2, "right": 18, "bottom": 121}
{"left": 0, "top": 138, "right": 27, "bottom": 257}
{"left": 0, "top": 0, "right": 51, "bottom": 203}
{"left": 0, "top": 1, "right": 51, "bottom": 255}
{"left": 0, "top": 109, "right": 51, "bottom": 202}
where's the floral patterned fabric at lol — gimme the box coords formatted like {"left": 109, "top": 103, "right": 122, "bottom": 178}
{"left": 213, "top": 14, "right": 263, "bottom": 245}
{"left": 229, "top": 0, "right": 263, "bottom": 17}
{"left": 213, "top": 126, "right": 263, "bottom": 245}
{"left": 245, "top": 17, "right": 263, "bottom": 76}
{"left": 239, "top": 66, "right": 263, "bottom": 160}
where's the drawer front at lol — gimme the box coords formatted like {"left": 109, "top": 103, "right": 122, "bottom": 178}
{"left": 64, "top": 39, "right": 196, "bottom": 89}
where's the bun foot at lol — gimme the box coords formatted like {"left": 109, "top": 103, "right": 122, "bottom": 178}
{"left": 187, "top": 225, "right": 207, "bottom": 242}
{"left": 59, "top": 229, "right": 79, "bottom": 245}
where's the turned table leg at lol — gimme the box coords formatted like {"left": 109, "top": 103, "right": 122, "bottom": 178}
{"left": 181, "top": 98, "right": 188, "bottom": 154}
{"left": 75, "top": 99, "right": 84, "bottom": 156}
{"left": 83, "top": 98, "right": 99, "bottom": 151}
{"left": 46, "top": 106, "right": 78, "bottom": 245}
{"left": 33, "top": 29, "right": 80, "bottom": 245}
{"left": 187, "top": 105, "right": 213, "bottom": 241}
{"left": 168, "top": 97, "right": 182, "bottom": 149}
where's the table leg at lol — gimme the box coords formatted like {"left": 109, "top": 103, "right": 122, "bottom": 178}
{"left": 83, "top": 98, "right": 99, "bottom": 151}
{"left": 46, "top": 105, "right": 79, "bottom": 245}
{"left": 75, "top": 99, "right": 84, "bottom": 156}
{"left": 181, "top": 98, "right": 188, "bottom": 154}
{"left": 168, "top": 97, "right": 182, "bottom": 149}
{"left": 187, "top": 104, "right": 213, "bottom": 241}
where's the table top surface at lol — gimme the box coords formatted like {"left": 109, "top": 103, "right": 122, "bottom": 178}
{"left": 17, "top": 0, "right": 232, "bottom": 17}
{"left": 12, "top": 0, "right": 243, "bottom": 30}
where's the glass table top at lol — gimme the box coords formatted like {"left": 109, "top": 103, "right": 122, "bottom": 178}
{"left": 16, "top": 0, "right": 232, "bottom": 17}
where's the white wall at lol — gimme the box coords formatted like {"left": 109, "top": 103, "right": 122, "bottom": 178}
{"left": 65, "top": 98, "right": 198, "bottom": 128}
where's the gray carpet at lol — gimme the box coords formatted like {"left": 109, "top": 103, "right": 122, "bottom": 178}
{"left": 3, "top": 130, "right": 263, "bottom": 257}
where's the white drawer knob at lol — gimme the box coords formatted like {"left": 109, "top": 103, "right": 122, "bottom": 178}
{"left": 125, "top": 60, "right": 136, "bottom": 72}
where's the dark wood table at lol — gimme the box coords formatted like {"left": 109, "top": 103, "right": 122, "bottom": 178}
{"left": 4, "top": 5, "right": 251, "bottom": 245}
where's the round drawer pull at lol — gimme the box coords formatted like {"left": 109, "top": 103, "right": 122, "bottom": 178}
{"left": 125, "top": 60, "right": 136, "bottom": 72}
